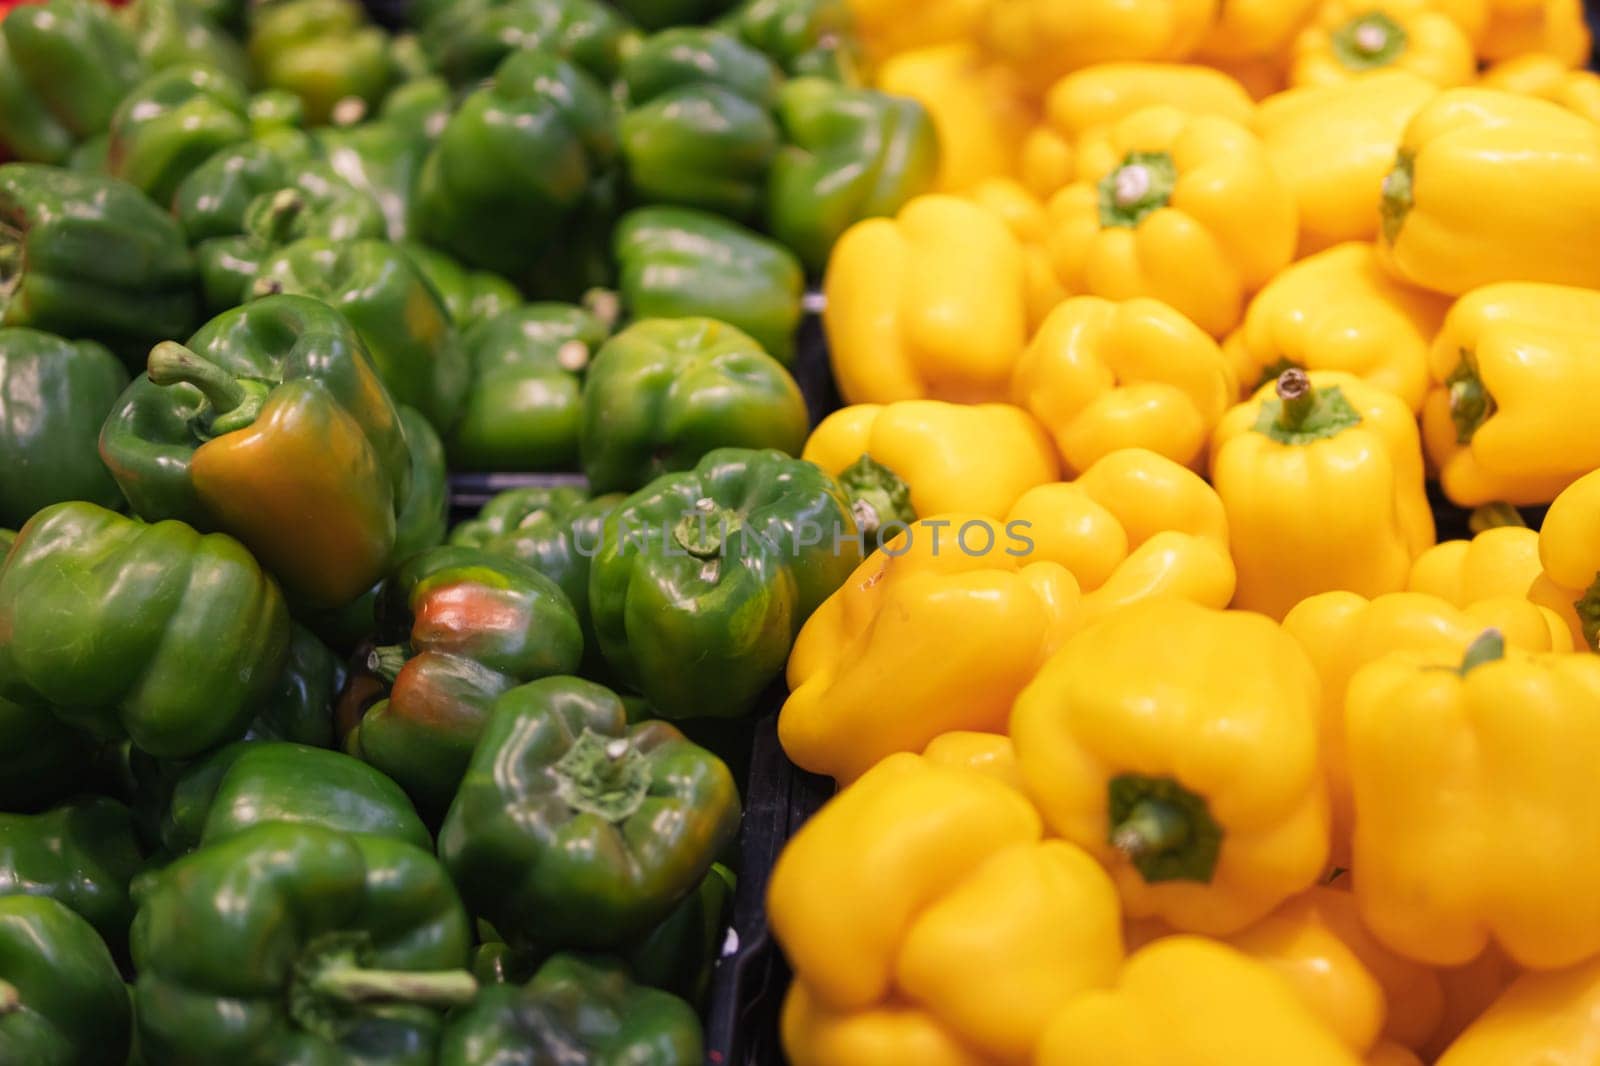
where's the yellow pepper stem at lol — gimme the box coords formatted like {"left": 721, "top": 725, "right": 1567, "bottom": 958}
{"left": 1107, "top": 774, "right": 1223, "bottom": 884}
{"left": 1459, "top": 628, "right": 1505, "bottom": 674}
{"left": 1445, "top": 350, "right": 1495, "bottom": 444}
{"left": 1252, "top": 369, "right": 1362, "bottom": 445}
{"left": 1468, "top": 503, "right": 1526, "bottom": 534}
{"left": 1098, "top": 152, "right": 1177, "bottom": 229}
{"left": 147, "top": 341, "right": 271, "bottom": 437}
{"left": 1332, "top": 12, "right": 1408, "bottom": 71}
{"left": 1276, "top": 367, "right": 1315, "bottom": 430}
{"left": 1380, "top": 152, "right": 1414, "bottom": 245}
{"left": 1575, "top": 577, "right": 1600, "bottom": 652}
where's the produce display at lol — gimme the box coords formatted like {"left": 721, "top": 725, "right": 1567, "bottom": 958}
{"left": 4, "top": 0, "right": 1600, "bottom": 1062}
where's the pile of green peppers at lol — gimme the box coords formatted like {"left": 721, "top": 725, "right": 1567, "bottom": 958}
{"left": 0, "top": 0, "right": 930, "bottom": 1060}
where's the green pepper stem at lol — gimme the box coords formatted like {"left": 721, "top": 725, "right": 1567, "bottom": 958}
{"left": 1333, "top": 11, "right": 1408, "bottom": 70}
{"left": 1459, "top": 629, "right": 1505, "bottom": 675}
{"left": 368, "top": 644, "right": 410, "bottom": 684}
{"left": 1111, "top": 798, "right": 1191, "bottom": 860}
{"left": 582, "top": 288, "right": 621, "bottom": 330}
{"left": 263, "top": 188, "right": 305, "bottom": 245}
{"left": 1468, "top": 502, "right": 1526, "bottom": 534}
{"left": 147, "top": 342, "right": 270, "bottom": 435}
{"left": 308, "top": 966, "right": 478, "bottom": 1009}
{"left": 0, "top": 979, "right": 18, "bottom": 1015}
{"left": 553, "top": 727, "right": 650, "bottom": 822}
{"left": 673, "top": 499, "right": 742, "bottom": 559}
{"left": 1380, "top": 151, "right": 1414, "bottom": 245}
{"left": 1446, "top": 350, "right": 1495, "bottom": 444}
{"left": 838, "top": 454, "right": 915, "bottom": 540}
{"left": 1274, "top": 367, "right": 1315, "bottom": 431}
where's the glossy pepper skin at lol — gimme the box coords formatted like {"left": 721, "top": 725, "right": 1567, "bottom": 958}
{"left": 399, "top": 244, "right": 519, "bottom": 333}
{"left": 100, "top": 295, "right": 410, "bottom": 609}
{"left": 590, "top": 448, "right": 862, "bottom": 720}
{"left": 1482, "top": 54, "right": 1600, "bottom": 124}
{"left": 581, "top": 318, "right": 808, "bottom": 495}
{"left": 247, "top": 0, "right": 393, "bottom": 127}
{"left": 0, "top": 895, "right": 131, "bottom": 1066}
{"left": 1290, "top": 0, "right": 1474, "bottom": 89}
{"left": 0, "top": 328, "right": 127, "bottom": 528}
{"left": 415, "top": 50, "right": 615, "bottom": 281}
{"left": 1012, "top": 296, "right": 1235, "bottom": 474}
{"left": 248, "top": 622, "right": 344, "bottom": 746}
{"left": 1012, "top": 599, "right": 1329, "bottom": 935}
{"left": 0, "top": 0, "right": 145, "bottom": 164}
{"left": 346, "top": 546, "right": 583, "bottom": 815}
{"left": 440, "top": 954, "right": 702, "bottom": 1066}
{"left": 448, "top": 304, "right": 606, "bottom": 472}
{"left": 439, "top": 677, "right": 740, "bottom": 950}
{"left": 131, "top": 822, "right": 476, "bottom": 1066}
{"left": 1347, "top": 633, "right": 1600, "bottom": 969}
{"left": 1210, "top": 369, "right": 1434, "bottom": 620}
{"left": 0, "top": 798, "right": 144, "bottom": 955}
{"left": 1423, "top": 283, "right": 1600, "bottom": 507}
{"left": 1037, "top": 936, "right": 1362, "bottom": 1066}
{"left": 105, "top": 63, "right": 250, "bottom": 208}
{"left": 716, "top": 0, "right": 859, "bottom": 81}
{"left": 767, "top": 77, "right": 937, "bottom": 272}
{"left": 1379, "top": 90, "right": 1600, "bottom": 296}
{"left": 414, "top": 0, "right": 639, "bottom": 88}
{"left": 1410, "top": 525, "right": 1547, "bottom": 609}
{"left": 627, "top": 861, "right": 734, "bottom": 1005}
{"left": 253, "top": 238, "right": 470, "bottom": 433}
{"left": 1047, "top": 106, "right": 1296, "bottom": 339}
{"left": 314, "top": 81, "right": 452, "bottom": 245}
{"left": 770, "top": 754, "right": 1123, "bottom": 1064}
{"left": 1535, "top": 468, "right": 1600, "bottom": 651}
{"left": 1476, "top": 0, "right": 1591, "bottom": 65}
{"left": 0, "top": 502, "right": 289, "bottom": 759}
{"left": 1195, "top": 0, "right": 1318, "bottom": 59}
{"left": 979, "top": 0, "right": 1218, "bottom": 97}
{"left": 1229, "top": 243, "right": 1446, "bottom": 411}
{"left": 0, "top": 164, "right": 197, "bottom": 358}
{"left": 967, "top": 178, "right": 1069, "bottom": 332}
{"left": 124, "top": 0, "right": 250, "bottom": 85}
{"left": 1436, "top": 955, "right": 1600, "bottom": 1065}
{"left": 613, "top": 206, "right": 804, "bottom": 365}
{"left": 824, "top": 195, "right": 1029, "bottom": 403}
{"left": 1254, "top": 73, "right": 1437, "bottom": 254}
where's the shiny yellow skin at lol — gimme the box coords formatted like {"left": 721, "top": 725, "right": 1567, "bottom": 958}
{"left": 979, "top": 0, "right": 1219, "bottom": 97}
{"left": 1011, "top": 599, "right": 1329, "bottom": 936}
{"left": 769, "top": 754, "right": 1124, "bottom": 1064}
{"left": 779, "top": 516, "right": 1081, "bottom": 783}
{"left": 1011, "top": 296, "right": 1236, "bottom": 474}
{"left": 1195, "top": 0, "right": 1320, "bottom": 60}
{"left": 1254, "top": 75, "right": 1439, "bottom": 254}
{"left": 1481, "top": 54, "right": 1600, "bottom": 123}
{"left": 1281, "top": 590, "right": 1571, "bottom": 866}
{"left": 1211, "top": 371, "right": 1435, "bottom": 620}
{"left": 1291, "top": 0, "right": 1476, "bottom": 89}
{"left": 802, "top": 401, "right": 1060, "bottom": 521}
{"left": 1477, "top": 0, "right": 1592, "bottom": 66}
{"left": 1199, "top": 52, "right": 1290, "bottom": 101}
{"left": 920, "top": 732, "right": 1022, "bottom": 791}
{"left": 1347, "top": 642, "right": 1600, "bottom": 969}
{"left": 1230, "top": 243, "right": 1446, "bottom": 410}
{"left": 844, "top": 0, "right": 988, "bottom": 64}
{"left": 1435, "top": 955, "right": 1600, "bottom": 1065}
{"left": 1535, "top": 467, "right": 1600, "bottom": 650}
{"left": 1035, "top": 936, "right": 1363, "bottom": 1066}
{"left": 1046, "top": 106, "right": 1297, "bottom": 339}
{"left": 875, "top": 46, "right": 1035, "bottom": 193}
{"left": 1409, "top": 526, "right": 1545, "bottom": 606}
{"left": 1422, "top": 283, "right": 1600, "bottom": 506}
{"left": 967, "top": 179, "right": 1068, "bottom": 330}
{"left": 823, "top": 195, "right": 1029, "bottom": 404}
{"left": 1379, "top": 90, "right": 1600, "bottom": 297}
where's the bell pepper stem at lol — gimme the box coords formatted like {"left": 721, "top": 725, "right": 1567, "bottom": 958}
{"left": 837, "top": 454, "right": 915, "bottom": 539}
{"left": 1333, "top": 11, "right": 1408, "bottom": 70}
{"left": 1097, "top": 151, "right": 1177, "bottom": 228}
{"left": 368, "top": 643, "right": 410, "bottom": 684}
{"left": 308, "top": 965, "right": 478, "bottom": 1009}
{"left": 673, "top": 498, "right": 742, "bottom": 559}
{"left": 1381, "top": 151, "right": 1414, "bottom": 244}
{"left": 0, "top": 979, "right": 18, "bottom": 1015}
{"left": 552, "top": 727, "right": 649, "bottom": 822}
{"left": 582, "top": 288, "right": 621, "bottom": 331}
{"left": 147, "top": 342, "right": 269, "bottom": 435}
{"left": 1446, "top": 350, "right": 1495, "bottom": 444}
{"left": 1107, "top": 773, "right": 1222, "bottom": 883}
{"left": 1459, "top": 629, "right": 1505, "bottom": 675}
{"left": 1275, "top": 368, "right": 1315, "bottom": 431}
{"left": 1468, "top": 502, "right": 1526, "bottom": 534}
{"left": 1111, "top": 798, "right": 1190, "bottom": 860}
{"left": 263, "top": 188, "right": 305, "bottom": 245}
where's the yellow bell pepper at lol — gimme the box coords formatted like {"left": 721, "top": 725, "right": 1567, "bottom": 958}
{"left": 1421, "top": 947, "right": 1521, "bottom": 1060}
{"left": 1281, "top": 590, "right": 1571, "bottom": 867}
{"left": 779, "top": 516, "right": 1081, "bottom": 783}
{"left": 1347, "top": 630, "right": 1600, "bottom": 969}
{"left": 1422, "top": 283, "right": 1600, "bottom": 507}
{"left": 1477, "top": 0, "right": 1592, "bottom": 66}
{"left": 1409, "top": 526, "right": 1545, "bottom": 607}
{"left": 769, "top": 753, "right": 1124, "bottom": 1064}
{"left": 967, "top": 178, "right": 1068, "bottom": 330}
{"left": 1035, "top": 936, "right": 1363, "bottom": 1066}
{"left": 921, "top": 732, "right": 1023, "bottom": 791}
{"left": 1481, "top": 54, "right": 1600, "bottom": 123}
{"left": 1200, "top": 52, "right": 1290, "bottom": 100}
{"left": 1534, "top": 467, "right": 1600, "bottom": 651}
{"left": 875, "top": 46, "right": 1035, "bottom": 193}
{"left": 1254, "top": 74, "right": 1439, "bottom": 254}
{"left": 844, "top": 0, "right": 988, "bottom": 64}
{"left": 1229, "top": 243, "right": 1446, "bottom": 410}
{"left": 1290, "top": 0, "right": 1476, "bottom": 89}
{"left": 1431, "top": 0, "right": 1491, "bottom": 39}
{"left": 824, "top": 195, "right": 1029, "bottom": 405}
{"left": 1436, "top": 955, "right": 1600, "bottom": 1065}
{"left": 1196, "top": 0, "right": 1320, "bottom": 60}
{"left": 1378, "top": 90, "right": 1600, "bottom": 297}
{"left": 801, "top": 401, "right": 1059, "bottom": 533}
{"left": 1018, "top": 63, "right": 1256, "bottom": 199}
{"left": 1369, "top": 1042, "right": 1425, "bottom": 1066}
{"left": 1210, "top": 369, "right": 1434, "bottom": 620}
{"left": 1011, "top": 598, "right": 1328, "bottom": 936}
{"left": 1045, "top": 106, "right": 1297, "bottom": 339}
{"left": 1010, "top": 296, "right": 1236, "bottom": 474}
{"left": 978, "top": 0, "right": 1219, "bottom": 98}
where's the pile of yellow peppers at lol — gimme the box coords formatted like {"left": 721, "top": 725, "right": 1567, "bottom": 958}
{"left": 768, "top": 0, "right": 1600, "bottom": 1062}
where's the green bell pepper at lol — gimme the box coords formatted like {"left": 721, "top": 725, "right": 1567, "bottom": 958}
{"left": 0, "top": 502, "right": 290, "bottom": 758}
{"left": 252, "top": 237, "right": 470, "bottom": 432}
{"left": 0, "top": 699, "right": 100, "bottom": 814}
{"left": 0, "top": 528, "right": 10, "bottom": 555}
{"left": 619, "top": 29, "right": 781, "bottom": 221}
{"left": 416, "top": 0, "right": 640, "bottom": 88}
{"left": 448, "top": 304, "right": 608, "bottom": 472}
{"left": 0, "top": 896, "right": 131, "bottom": 1066}
{"left": 131, "top": 822, "right": 476, "bottom": 1066}
{"left": 627, "top": 861, "right": 733, "bottom": 1005}
{"left": 106, "top": 63, "right": 252, "bottom": 208}
{"left": 613, "top": 205, "right": 804, "bottom": 364}
{"left": 316, "top": 79, "right": 453, "bottom": 242}
{"left": 394, "top": 405, "right": 448, "bottom": 564}
{"left": 438, "top": 676, "right": 740, "bottom": 948}
{"left": 99, "top": 295, "right": 412, "bottom": 609}
{"left": 247, "top": 0, "right": 394, "bottom": 127}
{"left": 0, "top": 164, "right": 197, "bottom": 358}
{"left": 0, "top": 797, "right": 144, "bottom": 955}
{"left": 346, "top": 546, "right": 584, "bottom": 814}
{"left": 614, "top": 0, "right": 737, "bottom": 30}
{"left": 0, "top": 328, "right": 128, "bottom": 528}
{"left": 159, "top": 741, "right": 431, "bottom": 855}
{"left": 768, "top": 78, "right": 938, "bottom": 271}
{"left": 591, "top": 447, "right": 861, "bottom": 719}
{"left": 580, "top": 317, "right": 808, "bottom": 494}
{"left": 400, "top": 243, "right": 521, "bottom": 332}
{"left": 248, "top": 623, "right": 344, "bottom": 747}
{"left": 0, "top": 0, "right": 145, "bottom": 165}
{"left": 717, "top": 0, "right": 860, "bottom": 81}
{"left": 438, "top": 953, "right": 703, "bottom": 1066}
{"left": 124, "top": 0, "right": 250, "bottom": 85}
{"left": 415, "top": 50, "right": 616, "bottom": 281}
